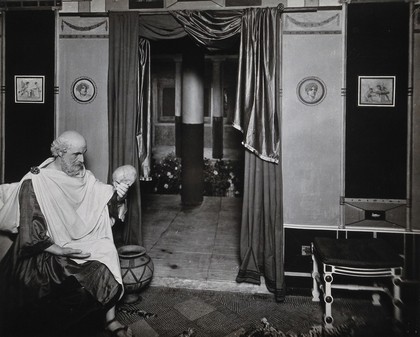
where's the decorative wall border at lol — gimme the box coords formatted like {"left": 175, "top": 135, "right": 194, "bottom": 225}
{"left": 105, "top": 0, "right": 286, "bottom": 12}
{"left": 62, "top": 19, "right": 107, "bottom": 32}
{"left": 60, "top": 35, "right": 109, "bottom": 39}
{"left": 286, "top": 13, "right": 340, "bottom": 28}
{"left": 283, "top": 12, "right": 342, "bottom": 35}
{"left": 59, "top": 18, "right": 109, "bottom": 38}
{"left": 127, "top": 0, "right": 273, "bottom": 10}
{"left": 343, "top": 198, "right": 407, "bottom": 229}
{"left": 284, "top": 31, "right": 341, "bottom": 35}
{"left": 166, "top": 0, "right": 224, "bottom": 8}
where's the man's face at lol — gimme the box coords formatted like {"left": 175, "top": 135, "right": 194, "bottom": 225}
{"left": 60, "top": 140, "right": 87, "bottom": 177}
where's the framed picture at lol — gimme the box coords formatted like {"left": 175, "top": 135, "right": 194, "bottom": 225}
{"left": 71, "top": 77, "right": 97, "bottom": 104}
{"left": 14, "top": 75, "right": 44, "bottom": 103}
{"left": 296, "top": 76, "right": 327, "bottom": 106}
{"left": 358, "top": 76, "right": 395, "bottom": 107}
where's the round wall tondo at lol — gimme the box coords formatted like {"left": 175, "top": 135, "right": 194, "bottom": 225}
{"left": 71, "top": 77, "right": 97, "bottom": 104}
{"left": 296, "top": 76, "right": 327, "bottom": 106}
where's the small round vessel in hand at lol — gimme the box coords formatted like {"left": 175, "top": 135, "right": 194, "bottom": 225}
{"left": 112, "top": 165, "right": 137, "bottom": 188}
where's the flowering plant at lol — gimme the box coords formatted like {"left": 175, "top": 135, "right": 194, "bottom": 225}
{"left": 203, "top": 158, "right": 242, "bottom": 197}
{"left": 150, "top": 152, "right": 243, "bottom": 197}
{"left": 150, "top": 153, "right": 182, "bottom": 194}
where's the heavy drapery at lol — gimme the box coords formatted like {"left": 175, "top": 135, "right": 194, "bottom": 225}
{"left": 233, "top": 7, "right": 285, "bottom": 301}
{"left": 108, "top": 13, "right": 151, "bottom": 246}
{"left": 170, "top": 10, "right": 242, "bottom": 50}
{"left": 137, "top": 39, "right": 152, "bottom": 182}
{"left": 233, "top": 8, "right": 282, "bottom": 164}
{"left": 107, "top": 8, "right": 285, "bottom": 299}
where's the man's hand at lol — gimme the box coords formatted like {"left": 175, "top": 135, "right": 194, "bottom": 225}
{"left": 45, "top": 244, "right": 91, "bottom": 259}
{"left": 114, "top": 181, "right": 130, "bottom": 202}
{"left": 61, "top": 247, "right": 91, "bottom": 259}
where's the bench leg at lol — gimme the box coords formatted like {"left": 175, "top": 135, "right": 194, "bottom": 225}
{"left": 323, "top": 272, "right": 334, "bottom": 329}
{"left": 311, "top": 249, "right": 320, "bottom": 302}
{"left": 393, "top": 277, "right": 403, "bottom": 323}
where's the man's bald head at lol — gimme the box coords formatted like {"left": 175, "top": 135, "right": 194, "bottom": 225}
{"left": 50, "top": 131, "right": 87, "bottom": 177}
{"left": 51, "top": 131, "right": 86, "bottom": 157}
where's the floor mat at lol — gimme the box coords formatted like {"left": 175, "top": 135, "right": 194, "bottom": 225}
{"left": 113, "top": 286, "right": 401, "bottom": 337}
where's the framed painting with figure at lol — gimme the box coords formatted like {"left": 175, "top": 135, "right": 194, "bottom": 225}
{"left": 14, "top": 75, "right": 44, "bottom": 103}
{"left": 358, "top": 76, "right": 395, "bottom": 107}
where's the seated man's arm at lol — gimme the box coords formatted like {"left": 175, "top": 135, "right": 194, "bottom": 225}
{"left": 108, "top": 181, "right": 129, "bottom": 223}
{"left": 18, "top": 180, "right": 54, "bottom": 257}
{"left": 18, "top": 180, "right": 90, "bottom": 259}
{"left": 108, "top": 193, "right": 128, "bottom": 223}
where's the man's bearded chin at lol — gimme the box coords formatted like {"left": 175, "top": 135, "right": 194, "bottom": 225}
{"left": 61, "top": 160, "right": 85, "bottom": 177}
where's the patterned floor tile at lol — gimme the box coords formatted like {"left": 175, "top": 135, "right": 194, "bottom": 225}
{"left": 174, "top": 298, "right": 217, "bottom": 321}
{"left": 130, "top": 319, "right": 159, "bottom": 337}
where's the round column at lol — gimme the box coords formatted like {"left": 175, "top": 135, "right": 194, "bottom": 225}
{"left": 211, "top": 57, "right": 224, "bottom": 159}
{"left": 175, "top": 56, "right": 182, "bottom": 157}
{"left": 181, "top": 46, "right": 204, "bottom": 206}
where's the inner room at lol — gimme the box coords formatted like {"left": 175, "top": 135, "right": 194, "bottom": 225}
{"left": 0, "top": 1, "right": 419, "bottom": 337}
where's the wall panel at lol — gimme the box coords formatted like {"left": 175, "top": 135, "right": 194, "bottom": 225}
{"left": 282, "top": 10, "right": 343, "bottom": 227}
{"left": 345, "top": 3, "right": 409, "bottom": 200}
{"left": 57, "top": 17, "right": 109, "bottom": 182}
{"left": 344, "top": 3, "right": 410, "bottom": 231}
{"left": 0, "top": 12, "right": 3, "bottom": 182}
{"left": 413, "top": 7, "right": 420, "bottom": 231}
{"left": 5, "top": 11, "right": 55, "bottom": 182}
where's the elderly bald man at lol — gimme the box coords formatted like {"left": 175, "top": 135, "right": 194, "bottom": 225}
{"left": 0, "top": 131, "right": 134, "bottom": 337}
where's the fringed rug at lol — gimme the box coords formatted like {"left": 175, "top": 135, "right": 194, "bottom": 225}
{"left": 114, "top": 286, "right": 400, "bottom": 337}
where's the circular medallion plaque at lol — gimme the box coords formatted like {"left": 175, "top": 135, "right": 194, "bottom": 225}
{"left": 71, "top": 77, "right": 97, "bottom": 104}
{"left": 296, "top": 77, "right": 326, "bottom": 106}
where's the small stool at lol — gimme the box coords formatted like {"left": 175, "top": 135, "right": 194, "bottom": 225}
{"left": 311, "top": 237, "right": 404, "bottom": 329}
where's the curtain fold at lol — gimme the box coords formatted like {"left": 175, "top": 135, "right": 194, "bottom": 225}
{"left": 136, "top": 38, "right": 152, "bottom": 181}
{"left": 234, "top": 7, "right": 285, "bottom": 302}
{"left": 233, "top": 7, "right": 282, "bottom": 164}
{"left": 108, "top": 12, "right": 143, "bottom": 246}
{"left": 236, "top": 151, "right": 285, "bottom": 301}
{"left": 139, "top": 14, "right": 187, "bottom": 40}
{"left": 170, "top": 10, "right": 242, "bottom": 51}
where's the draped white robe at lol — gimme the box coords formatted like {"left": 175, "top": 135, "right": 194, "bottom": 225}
{"left": 0, "top": 158, "right": 123, "bottom": 285}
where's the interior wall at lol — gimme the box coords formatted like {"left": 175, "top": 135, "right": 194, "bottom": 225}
{"left": 57, "top": 16, "right": 109, "bottom": 182}
{"left": 53, "top": 6, "right": 418, "bottom": 231}
{"left": 282, "top": 10, "right": 343, "bottom": 227}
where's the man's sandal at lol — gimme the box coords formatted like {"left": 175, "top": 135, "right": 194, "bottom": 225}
{"left": 105, "top": 318, "right": 133, "bottom": 337}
